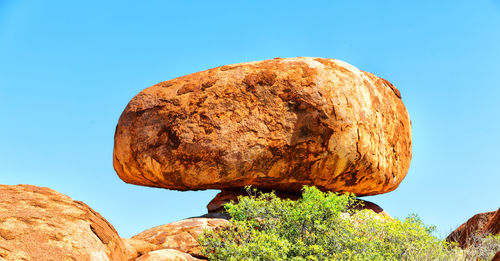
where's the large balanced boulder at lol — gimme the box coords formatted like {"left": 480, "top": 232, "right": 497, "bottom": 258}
{"left": 0, "top": 184, "right": 127, "bottom": 261}
{"left": 113, "top": 57, "right": 412, "bottom": 196}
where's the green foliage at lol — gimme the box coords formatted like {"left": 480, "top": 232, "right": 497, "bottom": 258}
{"left": 459, "top": 233, "right": 500, "bottom": 260}
{"left": 199, "top": 186, "right": 498, "bottom": 261}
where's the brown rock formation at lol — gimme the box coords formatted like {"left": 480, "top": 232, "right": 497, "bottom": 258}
{"left": 135, "top": 249, "right": 201, "bottom": 261}
{"left": 447, "top": 208, "right": 500, "bottom": 248}
{"left": 131, "top": 218, "right": 228, "bottom": 259}
{"left": 0, "top": 184, "right": 127, "bottom": 261}
{"left": 485, "top": 209, "right": 500, "bottom": 235}
{"left": 113, "top": 57, "right": 412, "bottom": 196}
{"left": 123, "top": 238, "right": 157, "bottom": 260}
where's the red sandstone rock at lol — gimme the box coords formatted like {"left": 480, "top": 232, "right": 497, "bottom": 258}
{"left": 484, "top": 208, "right": 500, "bottom": 235}
{"left": 0, "top": 184, "right": 127, "bottom": 261}
{"left": 113, "top": 57, "right": 412, "bottom": 196}
{"left": 135, "top": 249, "right": 201, "bottom": 261}
{"left": 446, "top": 208, "right": 500, "bottom": 248}
{"left": 131, "top": 218, "right": 229, "bottom": 258}
{"left": 492, "top": 251, "right": 500, "bottom": 261}
{"left": 122, "top": 238, "right": 157, "bottom": 260}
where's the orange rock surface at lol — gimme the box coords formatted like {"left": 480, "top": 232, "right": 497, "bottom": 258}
{"left": 113, "top": 57, "right": 412, "bottom": 196}
{"left": 446, "top": 208, "right": 500, "bottom": 248}
{"left": 135, "top": 249, "right": 201, "bottom": 261}
{"left": 131, "top": 218, "right": 228, "bottom": 259}
{"left": 122, "top": 238, "right": 157, "bottom": 260}
{"left": 0, "top": 184, "right": 127, "bottom": 261}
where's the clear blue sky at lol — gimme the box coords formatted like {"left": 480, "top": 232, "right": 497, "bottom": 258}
{"left": 1, "top": 1, "right": 499, "bottom": 238}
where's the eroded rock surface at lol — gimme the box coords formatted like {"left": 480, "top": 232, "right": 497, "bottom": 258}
{"left": 122, "top": 238, "right": 157, "bottom": 260}
{"left": 131, "top": 218, "right": 228, "bottom": 259}
{"left": 485, "top": 208, "right": 500, "bottom": 235}
{"left": 447, "top": 208, "right": 500, "bottom": 248}
{"left": 135, "top": 249, "right": 201, "bottom": 261}
{"left": 0, "top": 184, "right": 127, "bottom": 261}
{"left": 113, "top": 57, "right": 412, "bottom": 196}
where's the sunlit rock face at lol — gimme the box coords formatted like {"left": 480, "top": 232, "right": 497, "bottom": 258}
{"left": 131, "top": 218, "right": 229, "bottom": 259}
{"left": 447, "top": 208, "right": 500, "bottom": 248}
{"left": 135, "top": 249, "right": 202, "bottom": 261}
{"left": 0, "top": 184, "right": 127, "bottom": 261}
{"left": 113, "top": 57, "right": 412, "bottom": 196}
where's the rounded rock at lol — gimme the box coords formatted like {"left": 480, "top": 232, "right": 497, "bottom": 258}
{"left": 113, "top": 57, "right": 412, "bottom": 196}
{"left": 0, "top": 184, "right": 127, "bottom": 261}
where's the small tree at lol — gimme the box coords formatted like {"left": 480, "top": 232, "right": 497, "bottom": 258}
{"left": 199, "top": 186, "right": 499, "bottom": 260}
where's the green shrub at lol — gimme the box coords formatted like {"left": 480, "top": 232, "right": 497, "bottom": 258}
{"left": 458, "top": 233, "right": 500, "bottom": 260}
{"left": 199, "top": 186, "right": 498, "bottom": 261}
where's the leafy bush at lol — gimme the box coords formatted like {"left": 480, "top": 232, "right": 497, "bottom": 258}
{"left": 455, "top": 232, "right": 500, "bottom": 260}
{"left": 199, "top": 186, "right": 499, "bottom": 261}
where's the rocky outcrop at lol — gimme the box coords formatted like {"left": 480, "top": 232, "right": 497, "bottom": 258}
{"left": 135, "top": 249, "right": 201, "bottom": 261}
{"left": 123, "top": 238, "right": 157, "bottom": 260}
{"left": 485, "top": 209, "right": 500, "bottom": 235}
{"left": 131, "top": 218, "right": 229, "bottom": 259}
{"left": 113, "top": 57, "right": 412, "bottom": 196}
{"left": 447, "top": 208, "right": 500, "bottom": 248}
{"left": 0, "top": 184, "right": 127, "bottom": 261}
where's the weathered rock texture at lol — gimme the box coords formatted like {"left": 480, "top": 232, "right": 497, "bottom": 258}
{"left": 485, "top": 209, "right": 500, "bottom": 235}
{"left": 135, "top": 249, "right": 201, "bottom": 261}
{"left": 0, "top": 184, "right": 127, "bottom": 261}
{"left": 131, "top": 218, "right": 229, "bottom": 259}
{"left": 114, "top": 57, "right": 412, "bottom": 196}
{"left": 446, "top": 208, "right": 500, "bottom": 248}
{"left": 122, "top": 238, "right": 157, "bottom": 260}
